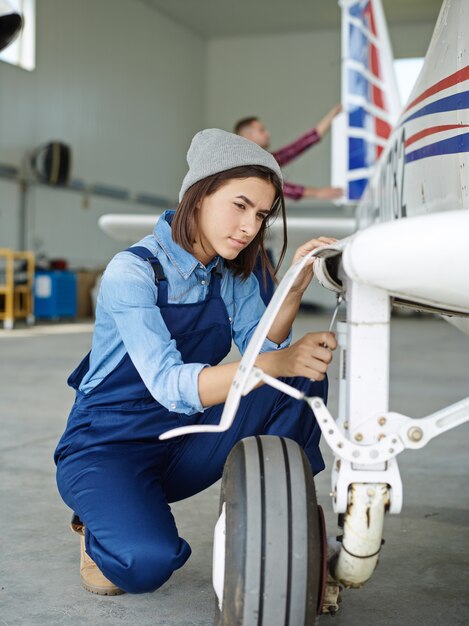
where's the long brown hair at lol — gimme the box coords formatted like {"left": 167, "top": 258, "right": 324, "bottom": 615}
{"left": 172, "top": 165, "right": 287, "bottom": 283}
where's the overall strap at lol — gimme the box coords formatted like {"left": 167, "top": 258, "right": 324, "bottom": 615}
{"left": 208, "top": 259, "right": 223, "bottom": 297}
{"left": 126, "top": 246, "right": 168, "bottom": 305}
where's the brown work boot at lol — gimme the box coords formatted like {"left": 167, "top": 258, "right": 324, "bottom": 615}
{"left": 70, "top": 515, "right": 125, "bottom": 596}
{"left": 79, "top": 535, "right": 125, "bottom": 595}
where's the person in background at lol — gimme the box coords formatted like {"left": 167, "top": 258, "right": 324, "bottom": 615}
{"left": 234, "top": 103, "right": 343, "bottom": 201}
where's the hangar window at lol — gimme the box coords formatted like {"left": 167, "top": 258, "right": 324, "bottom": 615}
{"left": 394, "top": 57, "right": 424, "bottom": 107}
{"left": 0, "top": 0, "right": 36, "bottom": 71}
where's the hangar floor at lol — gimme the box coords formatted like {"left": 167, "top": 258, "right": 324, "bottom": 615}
{"left": 1, "top": 312, "right": 468, "bottom": 625}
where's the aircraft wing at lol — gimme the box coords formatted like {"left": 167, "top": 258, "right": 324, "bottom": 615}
{"left": 98, "top": 213, "right": 160, "bottom": 243}
{"left": 315, "top": 209, "right": 469, "bottom": 319}
{"left": 99, "top": 212, "right": 355, "bottom": 244}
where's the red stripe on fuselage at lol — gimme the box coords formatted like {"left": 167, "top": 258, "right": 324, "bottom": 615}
{"left": 405, "top": 124, "right": 469, "bottom": 148}
{"left": 405, "top": 65, "right": 469, "bottom": 113}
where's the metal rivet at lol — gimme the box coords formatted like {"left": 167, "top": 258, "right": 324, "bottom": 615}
{"left": 407, "top": 427, "right": 423, "bottom": 442}
{"left": 354, "top": 433, "right": 363, "bottom": 442}
{"left": 378, "top": 417, "right": 386, "bottom": 426}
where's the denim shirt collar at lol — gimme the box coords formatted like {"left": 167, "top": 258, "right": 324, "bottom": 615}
{"left": 154, "top": 210, "right": 220, "bottom": 279}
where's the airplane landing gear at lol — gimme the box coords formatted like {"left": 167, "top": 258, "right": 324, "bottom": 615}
{"left": 213, "top": 436, "right": 326, "bottom": 626}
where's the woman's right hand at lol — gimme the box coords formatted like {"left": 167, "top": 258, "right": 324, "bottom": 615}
{"left": 200, "top": 332, "right": 337, "bottom": 407}
{"left": 266, "top": 332, "right": 337, "bottom": 381}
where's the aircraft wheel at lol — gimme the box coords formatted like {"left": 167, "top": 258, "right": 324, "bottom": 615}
{"left": 214, "top": 435, "right": 324, "bottom": 626}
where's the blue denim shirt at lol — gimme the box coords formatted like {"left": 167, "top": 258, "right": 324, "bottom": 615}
{"left": 80, "top": 211, "right": 291, "bottom": 415}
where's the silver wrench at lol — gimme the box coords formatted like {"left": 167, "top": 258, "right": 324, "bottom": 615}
{"left": 328, "top": 293, "right": 343, "bottom": 332}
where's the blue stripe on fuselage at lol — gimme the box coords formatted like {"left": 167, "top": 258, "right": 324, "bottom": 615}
{"left": 402, "top": 90, "right": 469, "bottom": 125}
{"left": 405, "top": 131, "right": 469, "bottom": 163}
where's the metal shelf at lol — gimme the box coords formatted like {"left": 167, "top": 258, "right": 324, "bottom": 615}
{"left": 0, "top": 163, "right": 176, "bottom": 209}
{"left": 0, "top": 248, "right": 35, "bottom": 329}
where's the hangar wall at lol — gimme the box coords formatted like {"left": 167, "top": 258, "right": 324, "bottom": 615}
{"left": 0, "top": 0, "right": 206, "bottom": 267}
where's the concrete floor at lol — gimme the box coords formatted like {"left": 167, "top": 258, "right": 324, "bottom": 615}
{"left": 1, "top": 312, "right": 468, "bottom": 625}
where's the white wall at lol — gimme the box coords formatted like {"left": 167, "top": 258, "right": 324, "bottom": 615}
{"left": 206, "top": 22, "right": 436, "bottom": 200}
{"left": 0, "top": 0, "right": 206, "bottom": 267}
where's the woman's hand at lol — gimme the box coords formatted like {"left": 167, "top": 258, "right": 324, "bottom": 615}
{"left": 201, "top": 332, "right": 337, "bottom": 407}
{"left": 289, "top": 236, "right": 337, "bottom": 295}
{"left": 263, "top": 332, "right": 337, "bottom": 381}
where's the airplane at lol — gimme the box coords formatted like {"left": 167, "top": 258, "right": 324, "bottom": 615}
{"left": 157, "top": 0, "right": 469, "bottom": 621}
{"left": 99, "top": 0, "right": 469, "bottom": 621}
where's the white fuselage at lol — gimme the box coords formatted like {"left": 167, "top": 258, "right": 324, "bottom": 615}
{"left": 358, "top": 0, "right": 469, "bottom": 227}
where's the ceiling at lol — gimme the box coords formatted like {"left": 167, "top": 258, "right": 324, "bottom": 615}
{"left": 140, "top": 0, "right": 443, "bottom": 38}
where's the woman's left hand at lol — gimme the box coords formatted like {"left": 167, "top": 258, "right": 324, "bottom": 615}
{"left": 289, "top": 236, "right": 337, "bottom": 295}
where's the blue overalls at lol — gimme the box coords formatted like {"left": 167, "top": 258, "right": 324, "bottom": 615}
{"left": 253, "top": 251, "right": 275, "bottom": 305}
{"left": 55, "top": 247, "right": 326, "bottom": 594}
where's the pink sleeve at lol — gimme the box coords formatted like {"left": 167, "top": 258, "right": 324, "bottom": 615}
{"left": 283, "top": 181, "right": 305, "bottom": 200}
{"left": 272, "top": 128, "right": 321, "bottom": 166}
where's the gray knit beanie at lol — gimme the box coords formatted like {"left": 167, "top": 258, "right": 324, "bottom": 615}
{"left": 179, "top": 128, "right": 283, "bottom": 201}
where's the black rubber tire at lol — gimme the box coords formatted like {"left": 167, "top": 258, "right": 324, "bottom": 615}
{"left": 215, "top": 435, "right": 321, "bottom": 626}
